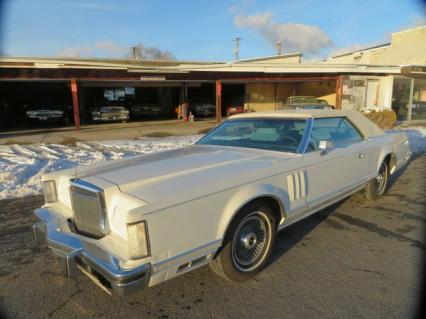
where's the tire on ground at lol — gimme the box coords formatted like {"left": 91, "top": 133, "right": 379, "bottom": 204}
{"left": 365, "top": 160, "right": 389, "bottom": 201}
{"left": 210, "top": 200, "right": 277, "bottom": 282}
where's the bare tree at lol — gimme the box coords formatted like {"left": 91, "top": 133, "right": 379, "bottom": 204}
{"left": 129, "top": 44, "right": 175, "bottom": 60}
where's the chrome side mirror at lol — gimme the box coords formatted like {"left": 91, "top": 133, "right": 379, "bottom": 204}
{"left": 318, "top": 140, "right": 333, "bottom": 154}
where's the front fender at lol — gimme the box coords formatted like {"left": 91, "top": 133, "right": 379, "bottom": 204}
{"left": 216, "top": 182, "right": 289, "bottom": 240}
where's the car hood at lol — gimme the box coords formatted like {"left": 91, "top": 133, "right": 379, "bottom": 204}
{"left": 75, "top": 145, "right": 297, "bottom": 205}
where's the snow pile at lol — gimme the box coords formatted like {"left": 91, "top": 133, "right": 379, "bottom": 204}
{"left": 0, "top": 127, "right": 425, "bottom": 200}
{"left": 0, "top": 135, "right": 201, "bottom": 199}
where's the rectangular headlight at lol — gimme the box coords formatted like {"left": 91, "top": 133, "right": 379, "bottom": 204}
{"left": 127, "top": 221, "right": 150, "bottom": 260}
{"left": 42, "top": 180, "right": 58, "bottom": 203}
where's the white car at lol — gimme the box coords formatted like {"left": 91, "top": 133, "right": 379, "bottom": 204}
{"left": 33, "top": 110, "right": 411, "bottom": 296}
{"left": 91, "top": 106, "right": 129, "bottom": 122}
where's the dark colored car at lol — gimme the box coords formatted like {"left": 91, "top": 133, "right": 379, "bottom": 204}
{"left": 91, "top": 106, "right": 129, "bottom": 122}
{"left": 190, "top": 98, "right": 216, "bottom": 117}
{"left": 130, "top": 102, "right": 162, "bottom": 118}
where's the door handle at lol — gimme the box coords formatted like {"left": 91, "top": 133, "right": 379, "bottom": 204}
{"left": 358, "top": 152, "right": 366, "bottom": 159}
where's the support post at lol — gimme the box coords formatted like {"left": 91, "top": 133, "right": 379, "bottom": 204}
{"left": 71, "top": 79, "right": 80, "bottom": 131}
{"left": 335, "top": 75, "right": 343, "bottom": 109}
{"left": 407, "top": 78, "right": 414, "bottom": 121}
{"left": 216, "top": 80, "right": 222, "bottom": 123}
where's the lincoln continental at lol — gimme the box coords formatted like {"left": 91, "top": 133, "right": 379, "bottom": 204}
{"left": 32, "top": 110, "right": 411, "bottom": 296}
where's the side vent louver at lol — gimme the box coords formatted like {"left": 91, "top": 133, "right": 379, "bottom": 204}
{"left": 287, "top": 171, "right": 306, "bottom": 202}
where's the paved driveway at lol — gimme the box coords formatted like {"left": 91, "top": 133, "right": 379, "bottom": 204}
{"left": 0, "top": 155, "right": 424, "bottom": 318}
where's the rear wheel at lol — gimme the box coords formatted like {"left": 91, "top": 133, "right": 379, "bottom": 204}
{"left": 210, "top": 201, "right": 276, "bottom": 282}
{"left": 365, "top": 160, "right": 389, "bottom": 200}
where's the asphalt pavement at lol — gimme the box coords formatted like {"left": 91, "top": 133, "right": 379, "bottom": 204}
{"left": 0, "top": 155, "right": 425, "bottom": 318}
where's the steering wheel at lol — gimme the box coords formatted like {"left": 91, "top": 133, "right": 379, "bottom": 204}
{"left": 307, "top": 136, "right": 320, "bottom": 151}
{"left": 280, "top": 136, "right": 299, "bottom": 146}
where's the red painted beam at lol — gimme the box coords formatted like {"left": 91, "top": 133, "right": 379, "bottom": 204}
{"left": 71, "top": 79, "right": 81, "bottom": 131}
{"left": 222, "top": 76, "right": 339, "bottom": 83}
{"left": 216, "top": 80, "right": 222, "bottom": 123}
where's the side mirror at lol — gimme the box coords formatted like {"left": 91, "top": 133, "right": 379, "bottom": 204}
{"left": 318, "top": 140, "right": 334, "bottom": 154}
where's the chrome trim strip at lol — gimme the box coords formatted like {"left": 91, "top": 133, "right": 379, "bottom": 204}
{"left": 152, "top": 239, "right": 222, "bottom": 274}
{"left": 70, "top": 178, "right": 103, "bottom": 192}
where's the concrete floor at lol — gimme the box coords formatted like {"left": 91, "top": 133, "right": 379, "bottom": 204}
{"left": 0, "top": 119, "right": 218, "bottom": 145}
{"left": 0, "top": 154, "right": 424, "bottom": 318}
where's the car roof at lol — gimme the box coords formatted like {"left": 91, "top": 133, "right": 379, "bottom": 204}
{"left": 230, "top": 109, "right": 350, "bottom": 119}
{"left": 229, "top": 110, "right": 384, "bottom": 138}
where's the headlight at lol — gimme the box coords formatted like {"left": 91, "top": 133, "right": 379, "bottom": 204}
{"left": 42, "top": 180, "right": 58, "bottom": 203}
{"left": 127, "top": 221, "right": 150, "bottom": 259}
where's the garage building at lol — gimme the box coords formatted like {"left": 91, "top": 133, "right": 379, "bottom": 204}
{"left": 0, "top": 53, "right": 425, "bottom": 131}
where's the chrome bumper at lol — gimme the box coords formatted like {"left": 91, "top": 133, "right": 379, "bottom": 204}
{"left": 32, "top": 208, "right": 150, "bottom": 297}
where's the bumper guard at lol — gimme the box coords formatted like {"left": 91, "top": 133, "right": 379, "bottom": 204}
{"left": 32, "top": 208, "right": 150, "bottom": 297}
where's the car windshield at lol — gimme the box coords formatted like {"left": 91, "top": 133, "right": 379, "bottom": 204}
{"left": 196, "top": 118, "right": 307, "bottom": 153}
{"left": 101, "top": 107, "right": 124, "bottom": 112}
{"left": 288, "top": 96, "right": 318, "bottom": 104}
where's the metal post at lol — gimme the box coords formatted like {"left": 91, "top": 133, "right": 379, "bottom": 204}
{"left": 216, "top": 80, "right": 222, "bottom": 123}
{"left": 407, "top": 78, "right": 414, "bottom": 121}
{"left": 71, "top": 79, "right": 81, "bottom": 131}
{"left": 335, "top": 75, "right": 343, "bottom": 109}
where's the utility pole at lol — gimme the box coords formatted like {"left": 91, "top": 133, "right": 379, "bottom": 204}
{"left": 233, "top": 37, "right": 241, "bottom": 61}
{"left": 276, "top": 41, "right": 282, "bottom": 55}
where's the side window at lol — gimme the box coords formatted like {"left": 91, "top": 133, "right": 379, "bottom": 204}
{"left": 307, "top": 117, "right": 363, "bottom": 151}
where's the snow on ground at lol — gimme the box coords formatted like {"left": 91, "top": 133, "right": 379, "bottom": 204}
{"left": 0, "top": 128, "right": 425, "bottom": 200}
{"left": 0, "top": 135, "right": 201, "bottom": 200}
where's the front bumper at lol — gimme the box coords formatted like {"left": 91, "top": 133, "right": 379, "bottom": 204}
{"left": 32, "top": 208, "right": 150, "bottom": 296}
{"left": 92, "top": 115, "right": 129, "bottom": 121}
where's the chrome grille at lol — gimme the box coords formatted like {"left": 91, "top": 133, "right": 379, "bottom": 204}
{"left": 69, "top": 179, "right": 109, "bottom": 239}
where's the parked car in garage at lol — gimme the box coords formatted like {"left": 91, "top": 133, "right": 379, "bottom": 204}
{"left": 411, "top": 100, "right": 426, "bottom": 119}
{"left": 32, "top": 110, "right": 411, "bottom": 296}
{"left": 91, "top": 106, "right": 129, "bottom": 122}
{"left": 190, "top": 98, "right": 216, "bottom": 117}
{"left": 130, "top": 102, "right": 162, "bottom": 118}
{"left": 282, "top": 96, "right": 334, "bottom": 110}
{"left": 25, "top": 105, "right": 69, "bottom": 123}
{"left": 226, "top": 105, "right": 244, "bottom": 117}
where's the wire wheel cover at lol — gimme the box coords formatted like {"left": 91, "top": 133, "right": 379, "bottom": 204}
{"left": 231, "top": 211, "right": 271, "bottom": 272}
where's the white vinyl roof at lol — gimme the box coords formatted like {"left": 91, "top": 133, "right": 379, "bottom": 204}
{"left": 230, "top": 110, "right": 384, "bottom": 138}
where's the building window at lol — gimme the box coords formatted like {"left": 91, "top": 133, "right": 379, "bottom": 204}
{"left": 411, "top": 79, "right": 426, "bottom": 120}
{"left": 392, "top": 78, "right": 411, "bottom": 121}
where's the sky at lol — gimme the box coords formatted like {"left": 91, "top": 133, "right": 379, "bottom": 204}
{"left": 1, "top": 0, "right": 425, "bottom": 61}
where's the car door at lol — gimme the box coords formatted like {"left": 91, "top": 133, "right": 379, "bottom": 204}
{"left": 303, "top": 117, "right": 368, "bottom": 210}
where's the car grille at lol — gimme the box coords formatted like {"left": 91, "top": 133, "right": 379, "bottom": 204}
{"left": 69, "top": 179, "right": 109, "bottom": 239}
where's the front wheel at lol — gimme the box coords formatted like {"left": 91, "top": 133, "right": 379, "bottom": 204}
{"left": 365, "top": 160, "right": 389, "bottom": 200}
{"left": 210, "top": 202, "right": 276, "bottom": 282}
